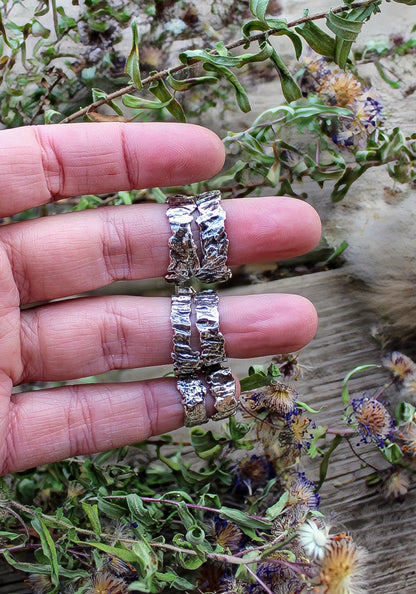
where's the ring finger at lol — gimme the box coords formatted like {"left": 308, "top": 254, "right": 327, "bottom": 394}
{"left": 18, "top": 292, "right": 318, "bottom": 384}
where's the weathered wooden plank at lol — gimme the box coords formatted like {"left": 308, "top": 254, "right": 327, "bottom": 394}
{"left": 222, "top": 269, "right": 416, "bottom": 594}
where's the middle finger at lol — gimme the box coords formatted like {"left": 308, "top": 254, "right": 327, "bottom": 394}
{"left": 0, "top": 196, "right": 321, "bottom": 304}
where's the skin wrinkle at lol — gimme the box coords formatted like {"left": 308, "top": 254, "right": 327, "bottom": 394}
{"left": 2, "top": 403, "right": 17, "bottom": 476}
{"left": 19, "top": 312, "right": 42, "bottom": 385}
{"left": 120, "top": 124, "right": 135, "bottom": 190}
{"left": 32, "top": 125, "right": 64, "bottom": 199}
{"left": 139, "top": 380, "right": 158, "bottom": 439}
{"left": 66, "top": 386, "right": 99, "bottom": 457}
{"left": 100, "top": 210, "right": 134, "bottom": 282}
{"left": 0, "top": 233, "right": 33, "bottom": 306}
{"left": 99, "top": 304, "right": 135, "bottom": 371}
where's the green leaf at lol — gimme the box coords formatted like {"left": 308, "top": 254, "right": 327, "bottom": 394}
{"left": 203, "top": 62, "right": 251, "bottom": 112}
{"left": 326, "top": 5, "right": 380, "bottom": 68}
{"left": 240, "top": 363, "right": 281, "bottom": 392}
{"left": 317, "top": 434, "right": 344, "bottom": 489}
{"left": 155, "top": 572, "right": 196, "bottom": 589}
{"left": 242, "top": 19, "right": 302, "bottom": 59}
{"left": 341, "top": 364, "right": 381, "bottom": 405}
{"left": 265, "top": 491, "right": 289, "bottom": 520}
{"left": 125, "top": 18, "right": 142, "bottom": 89}
{"left": 77, "top": 540, "right": 138, "bottom": 563}
{"left": 2, "top": 551, "right": 89, "bottom": 579}
{"left": 81, "top": 502, "right": 101, "bottom": 537}
{"left": 296, "top": 400, "right": 322, "bottom": 414}
{"left": 0, "top": 530, "right": 26, "bottom": 541}
{"left": 117, "top": 191, "right": 133, "bottom": 205}
{"left": 97, "top": 496, "right": 126, "bottom": 519}
{"left": 249, "top": 0, "right": 270, "bottom": 22}
{"left": 190, "top": 428, "right": 224, "bottom": 459}
{"left": 219, "top": 506, "right": 270, "bottom": 530}
{"left": 262, "top": 42, "right": 301, "bottom": 102}
{"left": 167, "top": 72, "right": 218, "bottom": 91}
{"left": 324, "top": 240, "right": 348, "bottom": 266}
{"left": 44, "top": 109, "right": 62, "bottom": 124}
{"left": 132, "top": 538, "right": 159, "bottom": 574}
{"left": 295, "top": 21, "right": 335, "bottom": 57}
{"left": 122, "top": 93, "right": 171, "bottom": 110}
{"left": 382, "top": 442, "right": 403, "bottom": 463}
{"left": 308, "top": 425, "right": 328, "bottom": 458}
{"left": 31, "top": 516, "right": 60, "bottom": 586}
{"left": 126, "top": 494, "right": 158, "bottom": 528}
{"left": 91, "top": 88, "right": 123, "bottom": 115}
{"left": 150, "top": 187, "right": 167, "bottom": 203}
{"left": 331, "top": 165, "right": 368, "bottom": 202}
{"left": 396, "top": 402, "right": 416, "bottom": 425}
{"left": 186, "top": 525, "right": 206, "bottom": 546}
{"left": 149, "top": 78, "right": 186, "bottom": 122}
{"left": 176, "top": 502, "right": 197, "bottom": 531}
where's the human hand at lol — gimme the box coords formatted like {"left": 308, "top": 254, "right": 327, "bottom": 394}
{"left": 0, "top": 122, "right": 320, "bottom": 475}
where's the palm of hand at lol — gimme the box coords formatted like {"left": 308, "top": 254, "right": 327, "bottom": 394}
{"left": 0, "top": 123, "right": 320, "bottom": 475}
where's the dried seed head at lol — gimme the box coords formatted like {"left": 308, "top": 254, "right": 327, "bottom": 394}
{"left": 316, "top": 537, "right": 368, "bottom": 594}
{"left": 350, "top": 395, "right": 394, "bottom": 447}
{"left": 382, "top": 351, "right": 416, "bottom": 380}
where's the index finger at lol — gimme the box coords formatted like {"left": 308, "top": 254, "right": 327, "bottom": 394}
{"left": 0, "top": 122, "right": 225, "bottom": 217}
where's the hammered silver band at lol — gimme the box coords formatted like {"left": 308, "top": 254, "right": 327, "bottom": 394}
{"left": 195, "top": 289, "right": 226, "bottom": 368}
{"left": 167, "top": 191, "right": 237, "bottom": 427}
{"left": 207, "top": 367, "right": 238, "bottom": 421}
{"left": 170, "top": 288, "right": 199, "bottom": 375}
{"left": 165, "top": 195, "right": 199, "bottom": 286}
{"left": 165, "top": 191, "right": 231, "bottom": 286}
{"left": 195, "top": 191, "right": 232, "bottom": 284}
{"left": 177, "top": 376, "right": 208, "bottom": 427}
{"left": 195, "top": 289, "right": 237, "bottom": 420}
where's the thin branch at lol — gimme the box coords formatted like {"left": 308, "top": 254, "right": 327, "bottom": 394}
{"left": 98, "top": 494, "right": 270, "bottom": 523}
{"left": 346, "top": 437, "right": 382, "bottom": 474}
{"left": 60, "top": 1, "right": 379, "bottom": 124}
{"left": 245, "top": 563, "right": 274, "bottom": 594}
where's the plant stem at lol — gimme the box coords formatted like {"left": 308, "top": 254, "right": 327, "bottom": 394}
{"left": 60, "top": 0, "right": 380, "bottom": 124}
{"left": 245, "top": 563, "right": 274, "bottom": 594}
{"left": 99, "top": 494, "right": 270, "bottom": 523}
{"left": 346, "top": 437, "right": 382, "bottom": 473}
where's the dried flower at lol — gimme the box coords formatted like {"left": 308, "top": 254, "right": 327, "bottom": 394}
{"left": 27, "top": 574, "right": 53, "bottom": 594}
{"left": 349, "top": 395, "right": 394, "bottom": 447}
{"left": 231, "top": 454, "right": 276, "bottom": 495}
{"left": 288, "top": 410, "right": 314, "bottom": 450}
{"left": 105, "top": 555, "right": 136, "bottom": 577}
{"left": 401, "top": 373, "right": 416, "bottom": 399}
{"left": 273, "top": 502, "right": 310, "bottom": 532}
{"left": 383, "top": 468, "right": 411, "bottom": 500}
{"left": 243, "top": 382, "right": 297, "bottom": 416}
{"left": 210, "top": 517, "right": 244, "bottom": 553}
{"left": 397, "top": 416, "right": 416, "bottom": 456}
{"left": 86, "top": 572, "right": 128, "bottom": 594}
{"left": 298, "top": 52, "right": 331, "bottom": 93}
{"left": 298, "top": 519, "right": 330, "bottom": 560}
{"left": 256, "top": 421, "right": 301, "bottom": 468}
{"left": 382, "top": 351, "right": 416, "bottom": 380}
{"left": 272, "top": 353, "right": 304, "bottom": 381}
{"left": 315, "top": 537, "right": 368, "bottom": 594}
{"left": 288, "top": 472, "right": 320, "bottom": 510}
{"left": 318, "top": 69, "right": 363, "bottom": 108}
